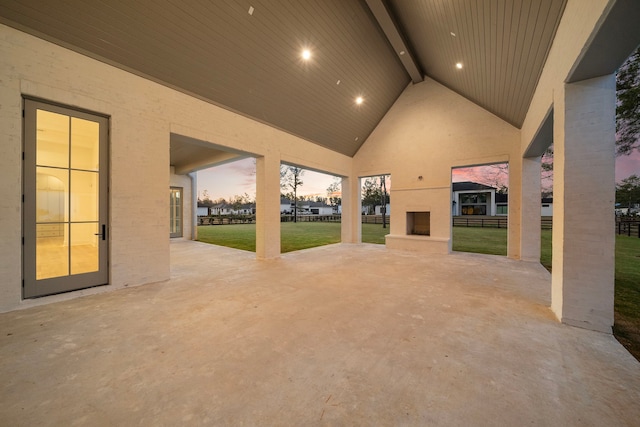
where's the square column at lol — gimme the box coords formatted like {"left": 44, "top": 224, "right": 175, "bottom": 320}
{"left": 340, "top": 176, "right": 361, "bottom": 243}
{"left": 255, "top": 154, "right": 281, "bottom": 259}
{"left": 507, "top": 158, "right": 522, "bottom": 259}
{"left": 520, "top": 156, "right": 542, "bottom": 262}
{"left": 552, "top": 74, "right": 616, "bottom": 333}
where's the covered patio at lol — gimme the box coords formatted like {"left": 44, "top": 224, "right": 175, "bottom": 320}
{"left": 1, "top": 241, "right": 638, "bottom": 425}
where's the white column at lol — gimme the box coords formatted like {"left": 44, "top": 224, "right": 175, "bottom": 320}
{"left": 255, "top": 154, "right": 281, "bottom": 259}
{"left": 340, "top": 175, "right": 361, "bottom": 243}
{"left": 189, "top": 172, "right": 198, "bottom": 241}
{"left": 507, "top": 159, "right": 522, "bottom": 259}
{"left": 520, "top": 156, "right": 542, "bottom": 262}
{"left": 552, "top": 74, "right": 616, "bottom": 333}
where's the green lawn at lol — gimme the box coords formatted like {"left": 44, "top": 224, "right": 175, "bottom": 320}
{"left": 451, "top": 227, "right": 553, "bottom": 270}
{"left": 613, "top": 235, "right": 640, "bottom": 360}
{"left": 197, "top": 222, "right": 390, "bottom": 253}
{"left": 452, "top": 227, "right": 508, "bottom": 256}
{"left": 362, "top": 222, "right": 390, "bottom": 244}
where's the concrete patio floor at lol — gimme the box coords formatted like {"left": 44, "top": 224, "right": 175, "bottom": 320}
{"left": 1, "top": 240, "right": 639, "bottom": 426}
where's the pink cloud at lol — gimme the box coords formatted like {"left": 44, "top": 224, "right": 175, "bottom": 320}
{"left": 616, "top": 151, "right": 640, "bottom": 182}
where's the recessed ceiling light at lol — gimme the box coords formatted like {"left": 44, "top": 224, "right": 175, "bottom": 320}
{"left": 399, "top": 50, "right": 406, "bottom": 55}
{"left": 450, "top": 32, "right": 456, "bottom": 37}
{"left": 336, "top": 80, "right": 341, "bottom": 85}
{"left": 355, "top": 96, "right": 364, "bottom": 105}
{"left": 248, "top": 6, "right": 254, "bottom": 15}
{"left": 456, "top": 62, "right": 463, "bottom": 69}
{"left": 302, "top": 49, "right": 311, "bottom": 60}
{"left": 355, "top": 137, "right": 359, "bottom": 141}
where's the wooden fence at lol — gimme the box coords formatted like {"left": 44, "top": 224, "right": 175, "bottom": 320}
{"left": 617, "top": 220, "right": 640, "bottom": 238}
{"left": 361, "top": 215, "right": 390, "bottom": 225}
{"left": 198, "top": 214, "right": 342, "bottom": 225}
{"left": 198, "top": 214, "right": 393, "bottom": 225}
{"left": 280, "top": 215, "right": 342, "bottom": 223}
{"left": 198, "top": 216, "right": 255, "bottom": 225}
{"left": 197, "top": 214, "right": 638, "bottom": 238}
{"left": 452, "top": 216, "right": 553, "bottom": 229}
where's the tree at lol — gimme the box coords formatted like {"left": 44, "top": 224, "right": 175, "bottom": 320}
{"left": 212, "top": 197, "right": 227, "bottom": 205}
{"left": 230, "top": 193, "right": 250, "bottom": 214}
{"left": 362, "top": 177, "right": 384, "bottom": 215}
{"left": 616, "top": 46, "right": 640, "bottom": 155}
{"left": 616, "top": 175, "right": 640, "bottom": 209}
{"left": 281, "top": 166, "right": 304, "bottom": 222}
{"left": 326, "top": 178, "right": 342, "bottom": 212}
{"left": 380, "top": 175, "right": 388, "bottom": 228}
{"left": 198, "top": 189, "right": 213, "bottom": 206}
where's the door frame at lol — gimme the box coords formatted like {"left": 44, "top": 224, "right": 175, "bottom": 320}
{"left": 170, "top": 187, "right": 183, "bottom": 238}
{"left": 22, "top": 97, "right": 110, "bottom": 298}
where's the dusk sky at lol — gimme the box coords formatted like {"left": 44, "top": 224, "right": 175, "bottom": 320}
{"left": 197, "top": 152, "right": 640, "bottom": 201}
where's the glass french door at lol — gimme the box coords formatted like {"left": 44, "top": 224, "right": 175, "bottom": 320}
{"left": 170, "top": 187, "right": 183, "bottom": 238}
{"left": 23, "top": 99, "right": 109, "bottom": 298}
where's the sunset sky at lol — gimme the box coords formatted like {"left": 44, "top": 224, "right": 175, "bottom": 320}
{"left": 197, "top": 152, "right": 640, "bottom": 202}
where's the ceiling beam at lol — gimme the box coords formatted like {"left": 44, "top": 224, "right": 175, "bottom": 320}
{"left": 568, "top": 0, "right": 640, "bottom": 82}
{"left": 365, "top": 0, "right": 423, "bottom": 83}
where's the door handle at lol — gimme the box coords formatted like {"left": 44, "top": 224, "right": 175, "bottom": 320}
{"left": 94, "top": 224, "right": 106, "bottom": 241}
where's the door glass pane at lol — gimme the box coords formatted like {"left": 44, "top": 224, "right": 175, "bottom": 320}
{"left": 36, "top": 167, "right": 68, "bottom": 223}
{"left": 70, "top": 170, "right": 98, "bottom": 222}
{"left": 36, "top": 223, "right": 68, "bottom": 280}
{"left": 170, "top": 188, "right": 182, "bottom": 236}
{"left": 36, "top": 110, "right": 69, "bottom": 168}
{"left": 25, "top": 99, "right": 109, "bottom": 298}
{"left": 71, "top": 117, "right": 99, "bottom": 171}
{"left": 70, "top": 223, "right": 99, "bottom": 275}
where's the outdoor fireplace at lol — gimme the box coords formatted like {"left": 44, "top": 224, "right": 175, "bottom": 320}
{"left": 407, "top": 211, "right": 430, "bottom": 236}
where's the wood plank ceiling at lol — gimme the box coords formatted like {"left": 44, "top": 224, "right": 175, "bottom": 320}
{"left": 388, "top": 0, "right": 567, "bottom": 128}
{"left": 0, "top": 0, "right": 566, "bottom": 157}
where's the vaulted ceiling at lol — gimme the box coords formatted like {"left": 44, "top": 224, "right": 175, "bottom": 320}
{"left": 0, "top": 0, "right": 566, "bottom": 157}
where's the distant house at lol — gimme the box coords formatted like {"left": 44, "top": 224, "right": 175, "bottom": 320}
{"left": 197, "top": 202, "right": 212, "bottom": 216}
{"left": 374, "top": 203, "right": 391, "bottom": 216}
{"left": 235, "top": 203, "right": 255, "bottom": 215}
{"left": 208, "top": 202, "right": 255, "bottom": 216}
{"left": 541, "top": 198, "right": 553, "bottom": 216}
{"left": 280, "top": 197, "right": 334, "bottom": 215}
{"left": 452, "top": 182, "right": 498, "bottom": 216}
{"left": 280, "top": 197, "right": 293, "bottom": 214}
{"left": 495, "top": 193, "right": 508, "bottom": 216}
{"left": 452, "top": 181, "right": 553, "bottom": 216}
{"left": 210, "top": 203, "right": 232, "bottom": 216}
{"left": 308, "top": 201, "right": 334, "bottom": 215}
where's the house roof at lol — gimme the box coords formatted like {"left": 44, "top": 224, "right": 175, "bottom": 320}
{"left": 452, "top": 182, "right": 496, "bottom": 192}
{"left": 0, "top": 0, "right": 567, "bottom": 158}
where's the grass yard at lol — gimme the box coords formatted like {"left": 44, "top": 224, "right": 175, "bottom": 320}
{"left": 362, "top": 222, "right": 390, "bottom": 244}
{"left": 451, "top": 227, "right": 553, "bottom": 270}
{"left": 613, "top": 235, "right": 640, "bottom": 360}
{"left": 197, "top": 222, "right": 390, "bottom": 253}
{"left": 452, "top": 227, "right": 508, "bottom": 256}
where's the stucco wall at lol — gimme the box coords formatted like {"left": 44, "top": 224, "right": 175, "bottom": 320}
{"left": 354, "top": 77, "right": 520, "bottom": 253}
{"left": 0, "top": 24, "right": 351, "bottom": 312}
